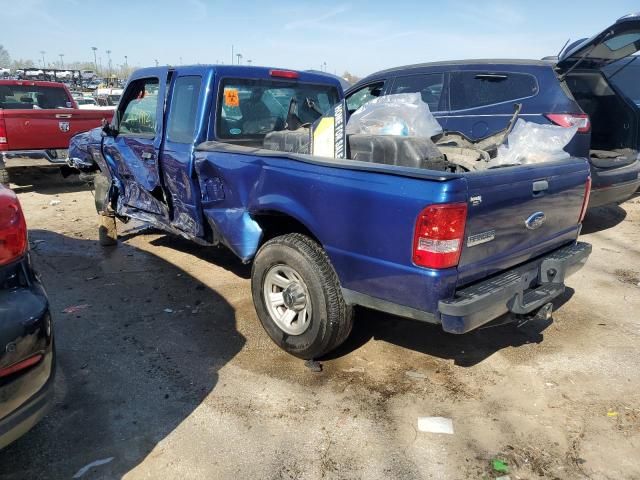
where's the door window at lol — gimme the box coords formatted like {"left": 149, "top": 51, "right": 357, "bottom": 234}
{"left": 167, "top": 76, "right": 202, "bottom": 143}
{"left": 118, "top": 78, "right": 159, "bottom": 137}
{"left": 346, "top": 81, "right": 385, "bottom": 112}
{"left": 449, "top": 72, "right": 538, "bottom": 111}
{"left": 390, "top": 73, "right": 444, "bottom": 111}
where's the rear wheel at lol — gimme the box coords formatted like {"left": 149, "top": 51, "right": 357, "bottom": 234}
{"left": 0, "top": 167, "right": 9, "bottom": 187}
{"left": 251, "top": 233, "right": 353, "bottom": 359}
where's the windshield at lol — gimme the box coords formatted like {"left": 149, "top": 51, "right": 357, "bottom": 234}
{"left": 0, "top": 84, "right": 72, "bottom": 109}
{"left": 217, "top": 78, "right": 339, "bottom": 139}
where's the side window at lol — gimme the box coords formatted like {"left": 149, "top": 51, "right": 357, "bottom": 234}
{"left": 390, "top": 73, "right": 444, "bottom": 111}
{"left": 346, "top": 82, "right": 385, "bottom": 112}
{"left": 118, "top": 77, "right": 159, "bottom": 136}
{"left": 449, "top": 72, "right": 538, "bottom": 111}
{"left": 167, "top": 76, "right": 202, "bottom": 143}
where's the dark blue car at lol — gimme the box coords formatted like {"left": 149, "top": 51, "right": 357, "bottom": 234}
{"left": 0, "top": 185, "right": 54, "bottom": 449}
{"left": 346, "top": 13, "right": 640, "bottom": 208}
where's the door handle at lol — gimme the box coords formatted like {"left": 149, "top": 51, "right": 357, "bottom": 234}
{"left": 532, "top": 180, "right": 548, "bottom": 192}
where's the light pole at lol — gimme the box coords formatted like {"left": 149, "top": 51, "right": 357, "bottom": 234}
{"left": 247, "top": 59, "right": 252, "bottom": 65}
{"left": 91, "top": 47, "right": 98, "bottom": 73}
{"left": 154, "top": 59, "right": 159, "bottom": 67}
{"left": 236, "top": 53, "right": 242, "bottom": 65}
{"left": 179, "top": 56, "right": 183, "bottom": 65}
{"left": 323, "top": 61, "right": 327, "bottom": 72}
{"left": 59, "top": 54, "right": 64, "bottom": 68}
{"left": 124, "top": 55, "right": 128, "bottom": 78}
{"left": 40, "top": 51, "right": 46, "bottom": 69}
{"left": 106, "top": 50, "right": 112, "bottom": 80}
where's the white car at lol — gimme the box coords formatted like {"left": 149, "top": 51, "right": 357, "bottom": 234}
{"left": 81, "top": 70, "right": 96, "bottom": 80}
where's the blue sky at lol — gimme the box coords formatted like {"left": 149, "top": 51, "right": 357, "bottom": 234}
{"left": 1, "top": 0, "right": 637, "bottom": 76}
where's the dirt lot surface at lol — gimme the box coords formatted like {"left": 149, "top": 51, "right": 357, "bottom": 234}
{"left": 0, "top": 170, "right": 639, "bottom": 480}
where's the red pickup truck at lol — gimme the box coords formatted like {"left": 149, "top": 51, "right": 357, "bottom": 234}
{"left": 0, "top": 80, "right": 114, "bottom": 184}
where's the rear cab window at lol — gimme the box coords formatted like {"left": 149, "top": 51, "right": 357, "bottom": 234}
{"left": 0, "top": 84, "right": 72, "bottom": 109}
{"left": 390, "top": 73, "right": 445, "bottom": 111}
{"left": 216, "top": 78, "right": 339, "bottom": 141}
{"left": 449, "top": 71, "right": 539, "bottom": 110}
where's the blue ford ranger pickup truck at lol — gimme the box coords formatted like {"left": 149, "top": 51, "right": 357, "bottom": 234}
{"left": 68, "top": 65, "right": 592, "bottom": 359}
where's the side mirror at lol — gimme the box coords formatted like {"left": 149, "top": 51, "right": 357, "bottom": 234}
{"left": 101, "top": 118, "right": 118, "bottom": 137}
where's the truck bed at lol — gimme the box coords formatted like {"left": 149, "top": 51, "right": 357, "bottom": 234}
{"left": 194, "top": 141, "right": 590, "bottom": 317}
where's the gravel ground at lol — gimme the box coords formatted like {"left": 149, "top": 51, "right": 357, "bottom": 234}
{"left": 0, "top": 170, "right": 638, "bottom": 480}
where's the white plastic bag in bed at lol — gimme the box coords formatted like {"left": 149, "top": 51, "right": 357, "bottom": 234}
{"left": 345, "top": 93, "right": 443, "bottom": 138}
{"left": 493, "top": 119, "right": 578, "bottom": 166}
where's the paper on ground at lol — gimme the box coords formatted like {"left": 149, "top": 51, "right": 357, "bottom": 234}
{"left": 417, "top": 416, "right": 454, "bottom": 434}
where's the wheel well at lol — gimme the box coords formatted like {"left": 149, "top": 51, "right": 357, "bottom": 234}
{"left": 253, "top": 212, "right": 321, "bottom": 247}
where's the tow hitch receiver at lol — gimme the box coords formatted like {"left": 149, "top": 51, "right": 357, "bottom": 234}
{"left": 515, "top": 302, "right": 554, "bottom": 327}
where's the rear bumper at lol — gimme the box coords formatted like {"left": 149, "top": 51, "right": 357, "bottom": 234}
{"left": 0, "top": 347, "right": 55, "bottom": 450}
{"left": 0, "top": 150, "right": 69, "bottom": 168}
{"left": 438, "top": 241, "right": 592, "bottom": 334}
{"left": 589, "top": 160, "right": 640, "bottom": 208}
{"left": 588, "top": 178, "right": 640, "bottom": 208}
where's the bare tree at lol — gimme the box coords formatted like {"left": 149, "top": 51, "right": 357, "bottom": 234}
{"left": 0, "top": 45, "right": 10, "bottom": 67}
{"left": 342, "top": 71, "right": 361, "bottom": 84}
{"left": 12, "top": 58, "right": 35, "bottom": 68}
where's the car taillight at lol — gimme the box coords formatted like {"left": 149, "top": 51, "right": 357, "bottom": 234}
{"left": 0, "top": 117, "right": 7, "bottom": 149}
{"left": 0, "top": 354, "right": 43, "bottom": 378}
{"left": 0, "top": 188, "right": 28, "bottom": 265}
{"left": 413, "top": 203, "right": 467, "bottom": 269}
{"left": 579, "top": 176, "right": 592, "bottom": 223}
{"left": 545, "top": 113, "right": 591, "bottom": 133}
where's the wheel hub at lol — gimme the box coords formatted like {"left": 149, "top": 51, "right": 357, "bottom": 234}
{"left": 282, "top": 283, "right": 307, "bottom": 311}
{"left": 262, "top": 264, "right": 312, "bottom": 336}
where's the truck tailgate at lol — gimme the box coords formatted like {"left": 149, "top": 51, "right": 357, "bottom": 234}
{"left": 1, "top": 109, "right": 112, "bottom": 150}
{"left": 457, "top": 157, "right": 590, "bottom": 286}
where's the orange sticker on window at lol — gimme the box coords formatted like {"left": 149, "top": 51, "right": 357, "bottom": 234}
{"left": 224, "top": 88, "right": 240, "bottom": 107}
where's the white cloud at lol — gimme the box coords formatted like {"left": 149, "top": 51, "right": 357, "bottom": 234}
{"left": 284, "top": 4, "right": 351, "bottom": 30}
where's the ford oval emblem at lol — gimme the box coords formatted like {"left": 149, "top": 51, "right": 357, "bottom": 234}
{"left": 525, "top": 212, "right": 546, "bottom": 230}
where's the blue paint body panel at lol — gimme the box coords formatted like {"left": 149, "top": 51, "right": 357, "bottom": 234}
{"left": 69, "top": 64, "right": 592, "bottom": 330}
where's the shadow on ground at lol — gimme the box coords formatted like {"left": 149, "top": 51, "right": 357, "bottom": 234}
{"left": 327, "top": 288, "right": 575, "bottom": 367}
{"left": 8, "top": 168, "right": 90, "bottom": 195}
{"left": 0, "top": 229, "right": 244, "bottom": 480}
{"left": 582, "top": 204, "right": 627, "bottom": 234}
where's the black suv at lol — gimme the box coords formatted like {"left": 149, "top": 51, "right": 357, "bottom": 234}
{"left": 345, "top": 14, "right": 640, "bottom": 208}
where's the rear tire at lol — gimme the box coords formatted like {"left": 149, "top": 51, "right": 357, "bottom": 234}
{"left": 98, "top": 214, "right": 117, "bottom": 246}
{"left": 251, "top": 233, "right": 353, "bottom": 359}
{"left": 0, "top": 168, "right": 9, "bottom": 187}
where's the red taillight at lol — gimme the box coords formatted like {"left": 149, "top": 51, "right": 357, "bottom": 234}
{"left": 413, "top": 203, "right": 467, "bottom": 269}
{"left": 0, "top": 188, "right": 28, "bottom": 265}
{"left": 0, "top": 117, "right": 7, "bottom": 149}
{"left": 545, "top": 113, "right": 591, "bottom": 133}
{"left": 579, "top": 177, "right": 592, "bottom": 223}
{"left": 269, "top": 69, "right": 299, "bottom": 79}
{"left": 0, "top": 354, "right": 43, "bottom": 378}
